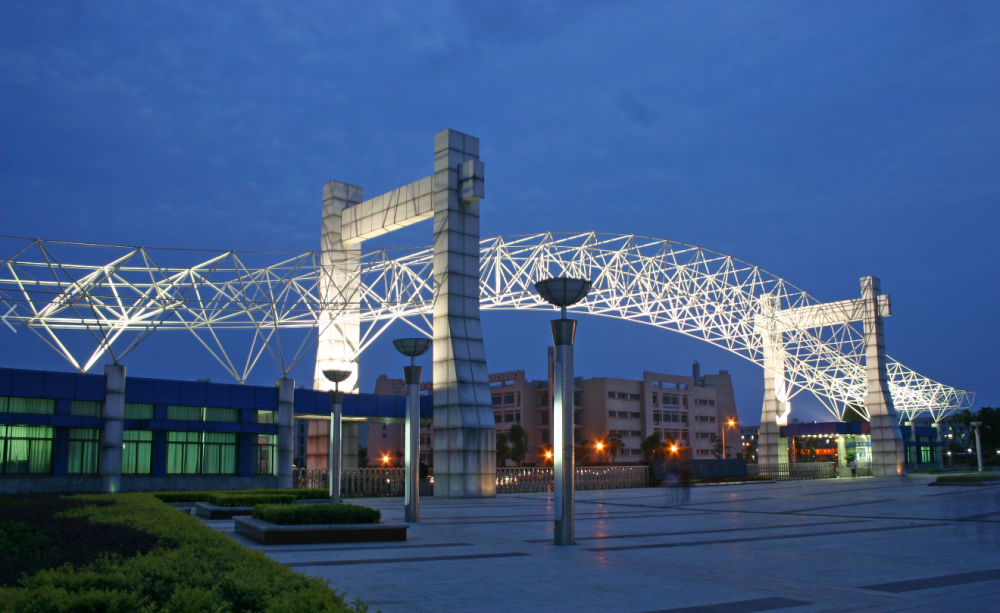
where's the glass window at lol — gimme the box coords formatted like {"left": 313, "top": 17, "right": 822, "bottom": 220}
{"left": 607, "top": 392, "right": 615, "bottom": 399}
{"left": 492, "top": 395, "right": 502, "bottom": 406}
{"left": 539, "top": 410, "right": 549, "bottom": 426}
{"left": 123, "top": 430, "right": 153, "bottom": 475}
{"left": 70, "top": 401, "right": 102, "bottom": 417}
{"left": 0, "top": 425, "right": 53, "bottom": 474}
{"left": 167, "top": 431, "right": 237, "bottom": 475}
{"left": 125, "top": 403, "right": 154, "bottom": 419}
{"left": 205, "top": 407, "right": 239, "bottom": 422}
{"left": 516, "top": 392, "right": 521, "bottom": 407}
{"left": 202, "top": 433, "right": 238, "bottom": 475}
{"left": 2, "top": 397, "right": 56, "bottom": 415}
{"left": 504, "top": 412, "right": 515, "bottom": 423}
{"left": 252, "top": 434, "right": 276, "bottom": 475}
{"left": 167, "top": 431, "right": 201, "bottom": 474}
{"left": 256, "top": 410, "right": 275, "bottom": 424}
{"left": 67, "top": 428, "right": 100, "bottom": 474}
{"left": 167, "top": 405, "right": 202, "bottom": 421}
{"left": 503, "top": 393, "right": 515, "bottom": 405}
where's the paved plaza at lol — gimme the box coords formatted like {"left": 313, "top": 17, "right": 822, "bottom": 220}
{"left": 206, "top": 475, "right": 1000, "bottom": 613}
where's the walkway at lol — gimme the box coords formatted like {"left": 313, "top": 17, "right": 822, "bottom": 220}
{"left": 207, "top": 475, "right": 1000, "bottom": 613}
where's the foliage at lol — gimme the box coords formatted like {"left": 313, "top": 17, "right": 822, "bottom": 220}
{"left": 496, "top": 432, "right": 511, "bottom": 466}
{"left": 508, "top": 425, "right": 530, "bottom": 466}
{"left": 640, "top": 433, "right": 663, "bottom": 461}
{"left": 253, "top": 503, "right": 381, "bottom": 526}
{"left": 153, "top": 489, "right": 328, "bottom": 503}
{"left": 0, "top": 493, "right": 367, "bottom": 612}
{"left": 0, "top": 495, "right": 170, "bottom": 587}
{"left": 936, "top": 473, "right": 1000, "bottom": 483}
{"left": 607, "top": 432, "right": 624, "bottom": 463}
{"left": 208, "top": 494, "right": 295, "bottom": 507}
{"left": 574, "top": 443, "right": 592, "bottom": 465}
{"left": 357, "top": 446, "right": 369, "bottom": 468}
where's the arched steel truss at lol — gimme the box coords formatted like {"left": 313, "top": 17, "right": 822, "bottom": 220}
{"left": 0, "top": 233, "right": 973, "bottom": 422}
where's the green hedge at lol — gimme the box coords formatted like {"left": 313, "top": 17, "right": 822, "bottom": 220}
{"left": 254, "top": 503, "right": 381, "bottom": 526}
{"left": 0, "top": 493, "right": 369, "bottom": 612}
{"left": 209, "top": 494, "right": 295, "bottom": 507}
{"left": 936, "top": 473, "right": 1000, "bottom": 483}
{"left": 153, "top": 488, "right": 328, "bottom": 503}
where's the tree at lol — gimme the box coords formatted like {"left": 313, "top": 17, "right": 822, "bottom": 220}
{"left": 711, "top": 436, "right": 724, "bottom": 459}
{"left": 640, "top": 433, "right": 662, "bottom": 462}
{"left": 607, "top": 432, "right": 624, "bottom": 463}
{"left": 574, "top": 442, "right": 592, "bottom": 465}
{"left": 509, "top": 425, "right": 530, "bottom": 466}
{"left": 496, "top": 432, "right": 511, "bottom": 466}
{"left": 948, "top": 409, "right": 975, "bottom": 452}
{"left": 358, "top": 447, "right": 369, "bottom": 468}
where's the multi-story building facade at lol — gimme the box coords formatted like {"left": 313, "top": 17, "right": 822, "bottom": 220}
{"left": 364, "top": 360, "right": 738, "bottom": 468}
{"left": 740, "top": 425, "right": 759, "bottom": 462}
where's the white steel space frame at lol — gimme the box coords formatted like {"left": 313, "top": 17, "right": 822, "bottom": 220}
{"left": 0, "top": 232, "right": 973, "bottom": 423}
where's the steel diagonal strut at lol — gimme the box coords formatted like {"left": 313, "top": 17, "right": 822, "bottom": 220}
{"left": 0, "top": 232, "right": 973, "bottom": 422}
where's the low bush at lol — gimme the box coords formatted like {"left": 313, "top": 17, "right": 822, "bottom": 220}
{"left": 0, "top": 493, "right": 368, "bottom": 612}
{"left": 936, "top": 473, "right": 1000, "bottom": 483}
{"left": 253, "top": 503, "right": 381, "bottom": 526}
{"left": 208, "top": 493, "right": 296, "bottom": 507}
{"left": 153, "top": 488, "right": 328, "bottom": 503}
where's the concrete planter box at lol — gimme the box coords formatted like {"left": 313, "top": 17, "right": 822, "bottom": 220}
{"left": 234, "top": 515, "right": 408, "bottom": 545}
{"left": 195, "top": 502, "right": 257, "bottom": 520}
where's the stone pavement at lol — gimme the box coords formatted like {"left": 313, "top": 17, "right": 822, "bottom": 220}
{"left": 203, "top": 475, "right": 1000, "bottom": 612}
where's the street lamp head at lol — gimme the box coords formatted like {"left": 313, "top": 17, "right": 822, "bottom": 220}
{"left": 728, "top": 419, "right": 735, "bottom": 427}
{"left": 534, "top": 277, "right": 592, "bottom": 309}
{"left": 596, "top": 442, "right": 604, "bottom": 451}
{"left": 382, "top": 455, "right": 390, "bottom": 464}
{"left": 971, "top": 421, "right": 983, "bottom": 427}
{"left": 323, "top": 370, "right": 352, "bottom": 384}
{"left": 393, "top": 338, "right": 432, "bottom": 357}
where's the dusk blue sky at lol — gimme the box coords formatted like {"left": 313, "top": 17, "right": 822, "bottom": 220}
{"left": 1, "top": 2, "right": 997, "bottom": 424}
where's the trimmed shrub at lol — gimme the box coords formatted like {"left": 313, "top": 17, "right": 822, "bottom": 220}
{"left": 152, "top": 488, "right": 329, "bottom": 503}
{"left": 208, "top": 494, "right": 295, "bottom": 507}
{"left": 152, "top": 491, "right": 216, "bottom": 503}
{"left": 936, "top": 473, "right": 1000, "bottom": 483}
{"left": 0, "top": 494, "right": 368, "bottom": 612}
{"left": 253, "top": 503, "right": 381, "bottom": 526}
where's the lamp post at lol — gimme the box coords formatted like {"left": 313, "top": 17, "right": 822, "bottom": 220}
{"left": 322, "top": 369, "right": 352, "bottom": 505}
{"left": 596, "top": 441, "right": 604, "bottom": 464}
{"left": 971, "top": 421, "right": 983, "bottom": 474}
{"left": 393, "top": 337, "right": 432, "bottom": 523}
{"left": 534, "top": 276, "right": 592, "bottom": 546}
{"left": 721, "top": 419, "right": 736, "bottom": 459}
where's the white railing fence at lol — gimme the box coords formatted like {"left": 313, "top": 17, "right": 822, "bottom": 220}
{"left": 747, "top": 462, "right": 839, "bottom": 481}
{"left": 293, "top": 467, "right": 405, "bottom": 497}
{"left": 496, "top": 465, "right": 649, "bottom": 494}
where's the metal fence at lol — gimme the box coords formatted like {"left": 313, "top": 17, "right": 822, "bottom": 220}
{"left": 496, "top": 465, "right": 649, "bottom": 494}
{"left": 747, "top": 462, "right": 839, "bottom": 481}
{"left": 292, "top": 467, "right": 405, "bottom": 497}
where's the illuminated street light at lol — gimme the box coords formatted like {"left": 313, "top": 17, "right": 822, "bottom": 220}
{"left": 322, "top": 369, "right": 352, "bottom": 505}
{"left": 393, "top": 337, "right": 431, "bottom": 523}
{"left": 382, "top": 455, "right": 390, "bottom": 464}
{"left": 534, "top": 275, "right": 591, "bottom": 547}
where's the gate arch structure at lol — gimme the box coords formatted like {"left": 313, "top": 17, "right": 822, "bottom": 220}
{"left": 0, "top": 233, "right": 973, "bottom": 440}
{"left": 0, "top": 130, "right": 974, "bottom": 487}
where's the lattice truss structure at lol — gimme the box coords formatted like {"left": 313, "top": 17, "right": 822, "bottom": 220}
{"left": 0, "top": 233, "right": 972, "bottom": 422}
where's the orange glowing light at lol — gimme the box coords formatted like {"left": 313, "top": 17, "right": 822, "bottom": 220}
{"left": 545, "top": 451, "right": 553, "bottom": 459}
{"left": 670, "top": 445, "right": 678, "bottom": 452}
{"left": 382, "top": 455, "right": 390, "bottom": 464}
{"left": 596, "top": 442, "right": 604, "bottom": 451}
{"left": 728, "top": 420, "right": 735, "bottom": 426}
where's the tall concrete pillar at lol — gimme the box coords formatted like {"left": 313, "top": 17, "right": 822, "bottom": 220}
{"left": 837, "top": 436, "right": 848, "bottom": 477}
{"left": 758, "top": 295, "right": 787, "bottom": 465}
{"left": 932, "top": 422, "right": 944, "bottom": 468}
{"left": 906, "top": 420, "right": 920, "bottom": 470}
{"left": 431, "top": 129, "right": 496, "bottom": 498}
{"left": 861, "top": 276, "right": 905, "bottom": 477}
{"left": 342, "top": 422, "right": 359, "bottom": 469}
{"left": 276, "top": 378, "right": 295, "bottom": 488}
{"left": 314, "top": 181, "right": 363, "bottom": 394}
{"left": 100, "top": 364, "right": 125, "bottom": 493}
